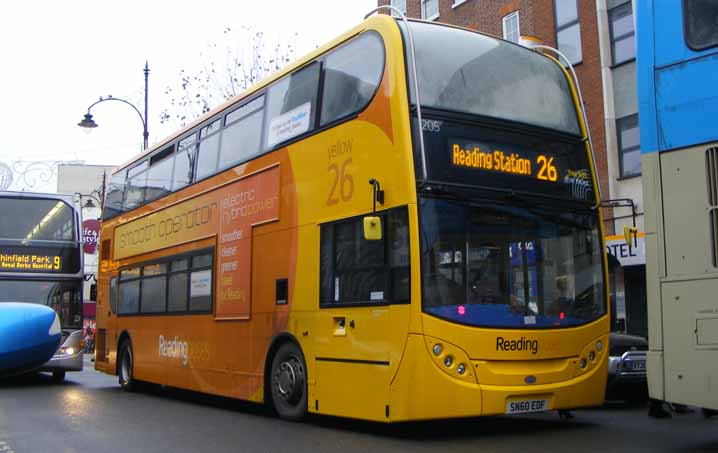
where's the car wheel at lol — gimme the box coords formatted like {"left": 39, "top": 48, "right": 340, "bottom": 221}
{"left": 270, "top": 342, "right": 307, "bottom": 421}
{"left": 118, "top": 340, "right": 136, "bottom": 392}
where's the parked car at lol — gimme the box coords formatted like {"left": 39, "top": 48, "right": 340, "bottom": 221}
{"left": 606, "top": 332, "right": 648, "bottom": 401}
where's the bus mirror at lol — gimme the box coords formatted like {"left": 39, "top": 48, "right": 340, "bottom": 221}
{"left": 363, "top": 216, "right": 382, "bottom": 241}
{"left": 623, "top": 225, "right": 638, "bottom": 248}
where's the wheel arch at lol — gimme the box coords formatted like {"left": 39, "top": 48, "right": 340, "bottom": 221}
{"left": 116, "top": 330, "right": 132, "bottom": 375}
{"left": 263, "top": 332, "right": 304, "bottom": 405}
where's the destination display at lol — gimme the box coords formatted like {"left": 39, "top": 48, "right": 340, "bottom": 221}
{"left": 0, "top": 245, "right": 81, "bottom": 274}
{"left": 420, "top": 119, "right": 596, "bottom": 203}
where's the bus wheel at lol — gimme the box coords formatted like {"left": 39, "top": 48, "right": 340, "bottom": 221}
{"left": 270, "top": 342, "right": 307, "bottom": 421}
{"left": 118, "top": 340, "right": 136, "bottom": 392}
{"left": 51, "top": 371, "right": 66, "bottom": 383}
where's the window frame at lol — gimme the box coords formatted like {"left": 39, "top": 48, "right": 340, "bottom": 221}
{"left": 319, "top": 207, "right": 410, "bottom": 308}
{"left": 318, "top": 31, "right": 386, "bottom": 129}
{"left": 554, "top": 0, "right": 583, "bottom": 65}
{"left": 421, "top": 0, "right": 439, "bottom": 21}
{"left": 502, "top": 11, "right": 521, "bottom": 43}
{"left": 116, "top": 247, "right": 215, "bottom": 317}
{"left": 683, "top": 0, "right": 718, "bottom": 51}
{"left": 616, "top": 113, "right": 641, "bottom": 178}
{"left": 390, "top": 0, "right": 407, "bottom": 16}
{"left": 608, "top": 1, "right": 635, "bottom": 66}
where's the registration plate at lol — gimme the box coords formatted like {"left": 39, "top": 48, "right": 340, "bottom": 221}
{"left": 506, "top": 398, "right": 549, "bottom": 414}
{"left": 627, "top": 360, "right": 646, "bottom": 371}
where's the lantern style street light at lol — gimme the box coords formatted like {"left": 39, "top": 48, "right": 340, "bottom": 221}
{"left": 78, "top": 62, "right": 150, "bottom": 150}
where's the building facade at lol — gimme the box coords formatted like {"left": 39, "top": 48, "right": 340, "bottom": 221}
{"left": 56, "top": 164, "right": 115, "bottom": 308}
{"left": 379, "top": 0, "right": 645, "bottom": 337}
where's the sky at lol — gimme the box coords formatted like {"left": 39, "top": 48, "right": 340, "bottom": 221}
{"left": 0, "top": 0, "right": 376, "bottom": 192}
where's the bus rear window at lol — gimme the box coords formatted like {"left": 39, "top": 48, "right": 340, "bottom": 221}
{"left": 401, "top": 21, "right": 581, "bottom": 136}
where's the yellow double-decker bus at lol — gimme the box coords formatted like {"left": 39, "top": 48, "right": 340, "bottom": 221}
{"left": 95, "top": 12, "right": 609, "bottom": 422}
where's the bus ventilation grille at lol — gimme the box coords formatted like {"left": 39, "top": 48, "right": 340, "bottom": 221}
{"left": 95, "top": 328, "right": 107, "bottom": 363}
{"left": 706, "top": 147, "right": 718, "bottom": 267}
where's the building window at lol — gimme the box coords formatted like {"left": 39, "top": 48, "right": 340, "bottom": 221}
{"left": 421, "top": 0, "right": 439, "bottom": 21}
{"left": 609, "top": 2, "right": 635, "bottom": 65}
{"left": 320, "top": 207, "right": 410, "bottom": 306}
{"left": 683, "top": 0, "right": 718, "bottom": 51}
{"left": 453, "top": 0, "right": 468, "bottom": 7}
{"left": 390, "top": 0, "right": 407, "bottom": 16}
{"left": 554, "top": 0, "right": 582, "bottom": 65}
{"left": 617, "top": 114, "right": 641, "bottom": 177}
{"left": 502, "top": 11, "right": 520, "bottom": 43}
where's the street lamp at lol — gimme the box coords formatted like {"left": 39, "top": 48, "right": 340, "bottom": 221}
{"left": 78, "top": 62, "right": 150, "bottom": 150}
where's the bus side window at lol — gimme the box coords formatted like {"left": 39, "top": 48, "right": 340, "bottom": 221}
{"left": 109, "top": 277, "right": 117, "bottom": 314}
{"left": 320, "top": 32, "right": 384, "bottom": 126}
{"left": 195, "top": 119, "right": 222, "bottom": 181}
{"left": 173, "top": 133, "right": 197, "bottom": 190}
{"left": 683, "top": 0, "right": 718, "bottom": 50}
{"left": 265, "top": 62, "right": 320, "bottom": 149}
{"left": 219, "top": 95, "right": 264, "bottom": 169}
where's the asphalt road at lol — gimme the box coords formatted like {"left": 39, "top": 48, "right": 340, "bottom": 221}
{"left": 1, "top": 356, "right": 716, "bottom": 453}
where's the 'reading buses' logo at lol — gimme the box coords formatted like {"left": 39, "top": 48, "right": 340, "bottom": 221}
{"left": 159, "top": 335, "right": 189, "bottom": 366}
{"left": 496, "top": 336, "right": 539, "bottom": 354}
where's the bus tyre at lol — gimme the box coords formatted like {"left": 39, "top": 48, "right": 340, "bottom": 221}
{"left": 118, "top": 340, "right": 136, "bottom": 392}
{"left": 51, "top": 371, "right": 66, "bottom": 383}
{"left": 270, "top": 342, "right": 307, "bottom": 421}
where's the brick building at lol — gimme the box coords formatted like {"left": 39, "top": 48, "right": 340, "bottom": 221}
{"left": 378, "top": 0, "right": 645, "bottom": 337}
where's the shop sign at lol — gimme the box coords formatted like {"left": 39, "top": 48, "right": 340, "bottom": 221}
{"left": 605, "top": 232, "right": 645, "bottom": 266}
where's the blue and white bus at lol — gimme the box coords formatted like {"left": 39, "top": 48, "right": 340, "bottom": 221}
{"left": 637, "top": 0, "right": 718, "bottom": 412}
{"left": 0, "top": 191, "right": 84, "bottom": 381}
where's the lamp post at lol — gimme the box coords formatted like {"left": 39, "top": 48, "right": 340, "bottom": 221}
{"left": 78, "top": 62, "right": 150, "bottom": 150}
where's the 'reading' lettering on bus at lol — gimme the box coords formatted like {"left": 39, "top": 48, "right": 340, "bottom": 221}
{"left": 452, "top": 143, "right": 532, "bottom": 176}
{"left": 158, "top": 335, "right": 188, "bottom": 366}
{"left": 496, "top": 336, "right": 539, "bottom": 354}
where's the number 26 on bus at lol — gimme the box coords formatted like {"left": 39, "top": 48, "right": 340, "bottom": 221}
{"left": 536, "top": 155, "right": 558, "bottom": 182}
{"left": 327, "top": 158, "right": 354, "bottom": 206}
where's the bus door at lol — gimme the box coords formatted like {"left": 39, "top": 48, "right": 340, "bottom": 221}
{"left": 313, "top": 209, "right": 411, "bottom": 420}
